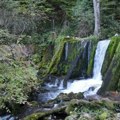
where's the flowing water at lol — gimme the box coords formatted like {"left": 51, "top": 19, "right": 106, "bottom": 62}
{"left": 63, "top": 40, "right": 110, "bottom": 97}
{"left": 65, "top": 43, "right": 69, "bottom": 60}
{"left": 39, "top": 40, "right": 110, "bottom": 101}
{"left": 0, "top": 40, "right": 110, "bottom": 119}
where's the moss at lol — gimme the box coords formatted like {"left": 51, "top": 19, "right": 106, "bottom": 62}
{"left": 65, "top": 99, "right": 118, "bottom": 120}
{"left": 47, "top": 41, "right": 65, "bottom": 74}
{"left": 23, "top": 106, "right": 66, "bottom": 120}
{"left": 99, "top": 112, "right": 108, "bottom": 120}
{"left": 47, "top": 37, "right": 82, "bottom": 76}
{"left": 107, "top": 42, "right": 120, "bottom": 91}
{"left": 99, "top": 36, "right": 120, "bottom": 93}
{"left": 102, "top": 36, "right": 120, "bottom": 76}
{"left": 30, "top": 101, "right": 39, "bottom": 107}
{"left": 45, "top": 36, "right": 98, "bottom": 78}
{"left": 101, "top": 99, "right": 114, "bottom": 109}
{"left": 65, "top": 99, "right": 79, "bottom": 114}
{"left": 23, "top": 112, "right": 45, "bottom": 120}
{"left": 87, "top": 46, "right": 96, "bottom": 77}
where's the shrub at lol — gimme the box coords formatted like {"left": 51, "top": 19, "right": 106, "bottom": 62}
{"left": 0, "top": 61, "right": 38, "bottom": 112}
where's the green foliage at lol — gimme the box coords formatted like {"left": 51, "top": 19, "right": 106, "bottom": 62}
{"left": 0, "top": 28, "right": 52, "bottom": 45}
{"left": 101, "top": 0, "right": 120, "bottom": 38}
{"left": 72, "top": 0, "right": 94, "bottom": 37}
{"left": 0, "top": 29, "right": 16, "bottom": 44}
{"left": 0, "top": 0, "right": 77, "bottom": 35}
{"left": 0, "top": 61, "right": 38, "bottom": 112}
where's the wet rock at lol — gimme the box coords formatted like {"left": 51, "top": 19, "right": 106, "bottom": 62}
{"left": 65, "top": 98, "right": 120, "bottom": 120}
{"left": 65, "top": 99, "right": 80, "bottom": 114}
{"left": 65, "top": 114, "right": 78, "bottom": 120}
{"left": 23, "top": 106, "right": 66, "bottom": 120}
{"left": 99, "top": 36, "right": 120, "bottom": 94}
{"left": 55, "top": 92, "right": 84, "bottom": 102}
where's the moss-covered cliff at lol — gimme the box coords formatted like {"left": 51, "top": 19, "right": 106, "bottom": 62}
{"left": 45, "top": 36, "right": 98, "bottom": 80}
{"left": 98, "top": 36, "right": 120, "bottom": 94}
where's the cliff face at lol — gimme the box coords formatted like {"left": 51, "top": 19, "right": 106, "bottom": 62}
{"left": 98, "top": 36, "right": 120, "bottom": 94}
{"left": 45, "top": 37, "right": 98, "bottom": 80}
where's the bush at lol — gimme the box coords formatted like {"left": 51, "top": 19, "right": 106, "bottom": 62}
{"left": 0, "top": 61, "right": 38, "bottom": 112}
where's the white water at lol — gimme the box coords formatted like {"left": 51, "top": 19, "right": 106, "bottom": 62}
{"left": 41, "top": 40, "right": 110, "bottom": 101}
{"left": 62, "top": 40, "right": 110, "bottom": 96}
{"left": 65, "top": 43, "right": 69, "bottom": 60}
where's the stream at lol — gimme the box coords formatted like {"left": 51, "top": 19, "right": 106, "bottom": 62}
{"left": 38, "top": 40, "right": 110, "bottom": 101}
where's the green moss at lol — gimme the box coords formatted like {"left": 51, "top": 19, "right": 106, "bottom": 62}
{"left": 102, "top": 36, "right": 120, "bottom": 76}
{"left": 99, "top": 112, "right": 108, "bottom": 120}
{"left": 65, "top": 99, "right": 79, "bottom": 114}
{"left": 65, "top": 99, "right": 118, "bottom": 120}
{"left": 47, "top": 41, "right": 65, "bottom": 74}
{"left": 87, "top": 46, "right": 96, "bottom": 77}
{"left": 47, "top": 37, "right": 82, "bottom": 76}
{"left": 46, "top": 36, "right": 99, "bottom": 78}
{"left": 99, "top": 36, "right": 120, "bottom": 92}
{"left": 23, "top": 106, "right": 66, "bottom": 120}
{"left": 23, "top": 112, "right": 45, "bottom": 120}
{"left": 107, "top": 42, "right": 120, "bottom": 91}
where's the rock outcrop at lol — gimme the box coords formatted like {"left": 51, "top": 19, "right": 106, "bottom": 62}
{"left": 98, "top": 36, "right": 120, "bottom": 94}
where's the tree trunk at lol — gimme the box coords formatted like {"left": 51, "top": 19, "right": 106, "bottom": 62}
{"left": 93, "top": 0, "right": 100, "bottom": 36}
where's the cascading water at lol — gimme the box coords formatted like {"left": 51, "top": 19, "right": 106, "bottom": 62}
{"left": 39, "top": 40, "right": 110, "bottom": 101}
{"left": 65, "top": 43, "right": 69, "bottom": 60}
{"left": 63, "top": 40, "right": 110, "bottom": 97}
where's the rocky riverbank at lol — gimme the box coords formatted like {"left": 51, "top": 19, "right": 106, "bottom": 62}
{"left": 20, "top": 92, "right": 120, "bottom": 120}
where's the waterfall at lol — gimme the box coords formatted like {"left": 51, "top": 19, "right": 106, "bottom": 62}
{"left": 65, "top": 43, "right": 68, "bottom": 60}
{"left": 63, "top": 40, "right": 110, "bottom": 96}
{"left": 39, "top": 40, "right": 110, "bottom": 101}
{"left": 59, "top": 80, "right": 64, "bottom": 89}
{"left": 93, "top": 40, "right": 110, "bottom": 80}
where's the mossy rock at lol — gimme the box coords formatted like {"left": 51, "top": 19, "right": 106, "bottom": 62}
{"left": 65, "top": 99, "right": 79, "bottom": 114}
{"left": 65, "top": 99, "right": 118, "bottom": 120}
{"left": 102, "top": 36, "right": 120, "bottom": 76}
{"left": 23, "top": 106, "right": 66, "bottom": 120}
{"left": 46, "top": 36, "right": 98, "bottom": 79}
{"left": 99, "top": 112, "right": 108, "bottom": 120}
{"left": 99, "top": 36, "right": 120, "bottom": 93}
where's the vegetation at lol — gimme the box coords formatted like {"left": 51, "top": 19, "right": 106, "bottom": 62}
{"left": 0, "top": 61, "right": 38, "bottom": 112}
{"left": 0, "top": 0, "right": 120, "bottom": 117}
{"left": 65, "top": 99, "right": 119, "bottom": 120}
{"left": 99, "top": 36, "right": 120, "bottom": 93}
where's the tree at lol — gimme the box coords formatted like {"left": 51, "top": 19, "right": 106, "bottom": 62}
{"left": 100, "top": 0, "right": 120, "bottom": 38}
{"left": 93, "top": 0, "right": 100, "bottom": 36}
{"left": 72, "top": 0, "right": 94, "bottom": 37}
